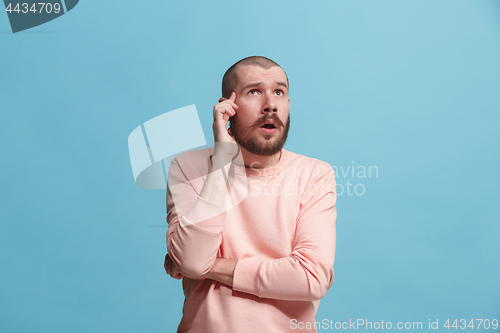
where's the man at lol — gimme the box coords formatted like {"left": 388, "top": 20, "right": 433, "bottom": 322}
{"left": 164, "top": 56, "right": 337, "bottom": 332}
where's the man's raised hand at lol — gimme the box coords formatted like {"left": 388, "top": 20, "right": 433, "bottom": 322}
{"left": 212, "top": 92, "right": 239, "bottom": 159}
{"left": 213, "top": 92, "right": 238, "bottom": 142}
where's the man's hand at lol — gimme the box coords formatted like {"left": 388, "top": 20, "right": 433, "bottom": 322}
{"left": 212, "top": 92, "right": 239, "bottom": 160}
{"left": 164, "top": 253, "right": 184, "bottom": 280}
{"left": 164, "top": 253, "right": 212, "bottom": 280}
{"left": 205, "top": 258, "right": 237, "bottom": 287}
{"left": 164, "top": 253, "right": 236, "bottom": 287}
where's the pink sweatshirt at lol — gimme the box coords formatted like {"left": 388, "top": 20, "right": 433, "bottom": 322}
{"left": 166, "top": 148, "right": 337, "bottom": 333}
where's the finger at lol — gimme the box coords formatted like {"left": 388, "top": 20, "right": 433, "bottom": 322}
{"left": 215, "top": 105, "right": 236, "bottom": 119}
{"left": 169, "top": 262, "right": 184, "bottom": 279}
{"left": 225, "top": 106, "right": 236, "bottom": 117}
{"left": 165, "top": 254, "right": 174, "bottom": 273}
{"left": 224, "top": 93, "right": 238, "bottom": 109}
{"left": 171, "top": 266, "right": 181, "bottom": 277}
{"left": 164, "top": 261, "right": 170, "bottom": 274}
{"left": 223, "top": 110, "right": 235, "bottom": 121}
{"left": 226, "top": 99, "right": 238, "bottom": 110}
{"left": 217, "top": 98, "right": 237, "bottom": 110}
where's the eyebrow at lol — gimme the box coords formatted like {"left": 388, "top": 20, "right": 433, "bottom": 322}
{"left": 242, "top": 81, "right": 288, "bottom": 91}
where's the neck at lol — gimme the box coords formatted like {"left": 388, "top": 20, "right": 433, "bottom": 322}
{"left": 236, "top": 146, "right": 282, "bottom": 169}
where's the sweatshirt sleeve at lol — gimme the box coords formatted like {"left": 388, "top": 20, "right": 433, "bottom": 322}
{"left": 232, "top": 163, "right": 336, "bottom": 301}
{"left": 166, "top": 156, "right": 227, "bottom": 277}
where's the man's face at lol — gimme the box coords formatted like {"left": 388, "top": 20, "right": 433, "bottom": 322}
{"left": 229, "top": 64, "right": 291, "bottom": 156}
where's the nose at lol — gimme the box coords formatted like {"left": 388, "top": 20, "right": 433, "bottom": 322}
{"left": 262, "top": 95, "right": 277, "bottom": 113}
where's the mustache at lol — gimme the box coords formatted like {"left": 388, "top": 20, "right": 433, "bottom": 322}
{"left": 253, "top": 113, "right": 284, "bottom": 128}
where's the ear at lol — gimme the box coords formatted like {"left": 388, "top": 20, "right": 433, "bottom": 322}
{"left": 288, "top": 96, "right": 290, "bottom": 108}
{"left": 219, "top": 97, "right": 227, "bottom": 103}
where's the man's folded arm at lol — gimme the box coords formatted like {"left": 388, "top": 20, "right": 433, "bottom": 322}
{"left": 229, "top": 167, "right": 337, "bottom": 301}
{"left": 166, "top": 156, "right": 230, "bottom": 277}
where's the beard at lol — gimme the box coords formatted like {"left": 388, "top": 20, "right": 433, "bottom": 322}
{"left": 229, "top": 112, "right": 290, "bottom": 156}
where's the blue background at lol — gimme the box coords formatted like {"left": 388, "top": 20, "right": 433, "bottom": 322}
{"left": 1, "top": 0, "right": 499, "bottom": 332}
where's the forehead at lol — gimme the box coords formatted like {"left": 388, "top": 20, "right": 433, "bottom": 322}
{"left": 235, "top": 65, "right": 288, "bottom": 88}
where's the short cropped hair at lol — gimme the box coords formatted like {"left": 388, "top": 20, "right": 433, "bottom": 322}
{"left": 222, "top": 56, "right": 289, "bottom": 98}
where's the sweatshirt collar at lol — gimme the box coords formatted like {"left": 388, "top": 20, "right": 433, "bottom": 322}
{"left": 232, "top": 149, "right": 288, "bottom": 177}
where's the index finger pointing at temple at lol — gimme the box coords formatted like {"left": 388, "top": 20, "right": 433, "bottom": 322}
{"left": 229, "top": 92, "right": 238, "bottom": 108}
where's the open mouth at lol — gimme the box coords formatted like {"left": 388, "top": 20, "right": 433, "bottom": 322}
{"left": 261, "top": 124, "right": 276, "bottom": 129}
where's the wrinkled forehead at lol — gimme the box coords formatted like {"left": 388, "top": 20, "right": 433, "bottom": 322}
{"left": 235, "top": 64, "right": 288, "bottom": 89}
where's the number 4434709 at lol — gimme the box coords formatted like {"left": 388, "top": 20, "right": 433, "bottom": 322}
{"left": 5, "top": 3, "right": 62, "bottom": 14}
{"left": 444, "top": 319, "right": 498, "bottom": 330}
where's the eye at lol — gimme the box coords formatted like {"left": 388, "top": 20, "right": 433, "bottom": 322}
{"left": 275, "top": 90, "right": 284, "bottom": 96}
{"left": 248, "top": 89, "right": 259, "bottom": 95}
